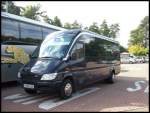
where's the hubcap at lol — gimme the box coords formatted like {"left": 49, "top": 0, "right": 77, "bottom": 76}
{"left": 112, "top": 73, "right": 115, "bottom": 79}
{"left": 64, "top": 83, "right": 72, "bottom": 96}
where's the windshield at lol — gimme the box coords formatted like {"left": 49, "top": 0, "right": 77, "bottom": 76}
{"left": 38, "top": 31, "right": 77, "bottom": 59}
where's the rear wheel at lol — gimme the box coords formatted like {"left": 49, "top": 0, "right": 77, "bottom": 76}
{"left": 60, "top": 79, "right": 73, "bottom": 99}
{"left": 24, "top": 89, "right": 37, "bottom": 94}
{"left": 105, "top": 72, "right": 115, "bottom": 84}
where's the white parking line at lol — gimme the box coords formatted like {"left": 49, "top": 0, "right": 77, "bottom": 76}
{"left": 3, "top": 87, "right": 100, "bottom": 110}
{"left": 4, "top": 94, "right": 29, "bottom": 100}
{"left": 13, "top": 95, "right": 46, "bottom": 103}
{"left": 39, "top": 87, "right": 100, "bottom": 110}
{"left": 144, "top": 86, "right": 149, "bottom": 93}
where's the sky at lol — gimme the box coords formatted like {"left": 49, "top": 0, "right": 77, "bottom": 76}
{"left": 14, "top": 1, "right": 149, "bottom": 48}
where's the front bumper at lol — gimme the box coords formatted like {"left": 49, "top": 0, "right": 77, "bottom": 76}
{"left": 18, "top": 79, "right": 62, "bottom": 91}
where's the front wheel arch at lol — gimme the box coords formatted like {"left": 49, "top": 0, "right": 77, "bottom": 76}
{"left": 105, "top": 70, "right": 115, "bottom": 84}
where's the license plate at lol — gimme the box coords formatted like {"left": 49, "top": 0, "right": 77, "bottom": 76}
{"left": 24, "top": 84, "right": 34, "bottom": 89}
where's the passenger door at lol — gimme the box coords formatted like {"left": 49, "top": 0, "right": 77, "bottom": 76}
{"left": 69, "top": 42, "right": 87, "bottom": 86}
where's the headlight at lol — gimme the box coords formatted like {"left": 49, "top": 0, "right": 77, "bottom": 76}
{"left": 41, "top": 73, "right": 57, "bottom": 80}
{"left": 17, "top": 72, "right": 21, "bottom": 78}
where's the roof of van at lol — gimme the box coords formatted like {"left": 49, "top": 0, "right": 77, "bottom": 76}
{"left": 1, "top": 12, "right": 66, "bottom": 31}
{"left": 66, "top": 29, "right": 119, "bottom": 44}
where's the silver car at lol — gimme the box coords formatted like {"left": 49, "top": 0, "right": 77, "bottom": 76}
{"left": 121, "top": 57, "right": 136, "bottom": 64}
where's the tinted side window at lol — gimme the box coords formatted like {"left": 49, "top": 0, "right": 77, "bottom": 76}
{"left": 111, "top": 43, "right": 120, "bottom": 60}
{"left": 71, "top": 43, "right": 84, "bottom": 60}
{"left": 99, "top": 39, "right": 120, "bottom": 61}
{"left": 98, "top": 38, "right": 107, "bottom": 61}
{"left": 78, "top": 35, "right": 96, "bottom": 61}
{"left": 81, "top": 35, "right": 113, "bottom": 62}
{"left": 1, "top": 18, "right": 19, "bottom": 43}
{"left": 103, "top": 40, "right": 112, "bottom": 61}
{"left": 20, "top": 22, "right": 42, "bottom": 44}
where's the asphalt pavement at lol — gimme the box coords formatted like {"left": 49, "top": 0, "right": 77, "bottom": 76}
{"left": 1, "top": 64, "right": 149, "bottom": 112}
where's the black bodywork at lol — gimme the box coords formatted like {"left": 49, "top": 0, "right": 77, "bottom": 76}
{"left": 18, "top": 29, "right": 121, "bottom": 92}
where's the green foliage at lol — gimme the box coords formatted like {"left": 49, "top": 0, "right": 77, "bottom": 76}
{"left": 128, "top": 45, "right": 149, "bottom": 56}
{"left": 88, "top": 20, "right": 120, "bottom": 39}
{"left": 51, "top": 16, "right": 63, "bottom": 27}
{"left": 64, "top": 22, "right": 72, "bottom": 29}
{"left": 64, "top": 20, "right": 82, "bottom": 29}
{"left": 43, "top": 15, "right": 63, "bottom": 27}
{"left": 129, "top": 16, "right": 149, "bottom": 47}
{"left": 88, "top": 22, "right": 100, "bottom": 34}
{"left": 109, "top": 23, "right": 120, "bottom": 38}
{"left": 71, "top": 21, "right": 82, "bottom": 29}
{"left": 2, "top": 1, "right": 21, "bottom": 15}
{"left": 21, "top": 4, "right": 46, "bottom": 21}
{"left": 43, "top": 15, "right": 53, "bottom": 24}
{"left": 99, "top": 20, "right": 110, "bottom": 37}
{"left": 63, "top": 20, "right": 120, "bottom": 39}
{"left": 129, "top": 28, "right": 144, "bottom": 46}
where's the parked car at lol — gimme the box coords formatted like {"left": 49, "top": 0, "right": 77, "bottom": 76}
{"left": 135, "top": 57, "right": 145, "bottom": 63}
{"left": 121, "top": 57, "right": 136, "bottom": 64}
{"left": 144, "top": 57, "right": 149, "bottom": 63}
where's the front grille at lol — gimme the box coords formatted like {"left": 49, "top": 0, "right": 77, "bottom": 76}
{"left": 21, "top": 73, "right": 41, "bottom": 83}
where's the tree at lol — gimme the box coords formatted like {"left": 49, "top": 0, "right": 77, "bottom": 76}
{"left": 87, "top": 20, "right": 120, "bottom": 39}
{"left": 109, "top": 23, "right": 120, "bottom": 38}
{"left": 43, "top": 15, "right": 53, "bottom": 24}
{"left": 88, "top": 22, "right": 100, "bottom": 34}
{"left": 51, "top": 16, "right": 62, "bottom": 27}
{"left": 128, "top": 44, "right": 149, "bottom": 56}
{"left": 1, "top": 1, "right": 21, "bottom": 15}
{"left": 1, "top": 1, "right": 6, "bottom": 11}
{"left": 129, "top": 16, "right": 149, "bottom": 47}
{"left": 63, "top": 20, "right": 82, "bottom": 29}
{"left": 64, "top": 22, "right": 72, "bottom": 29}
{"left": 99, "top": 20, "right": 110, "bottom": 37}
{"left": 140, "top": 16, "right": 149, "bottom": 48}
{"left": 21, "top": 4, "right": 46, "bottom": 21}
{"left": 129, "top": 28, "right": 144, "bottom": 46}
{"left": 71, "top": 20, "right": 82, "bottom": 29}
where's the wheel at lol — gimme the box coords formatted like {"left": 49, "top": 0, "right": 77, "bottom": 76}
{"left": 60, "top": 79, "right": 73, "bottom": 99}
{"left": 24, "top": 89, "right": 37, "bottom": 94}
{"left": 105, "top": 72, "right": 115, "bottom": 84}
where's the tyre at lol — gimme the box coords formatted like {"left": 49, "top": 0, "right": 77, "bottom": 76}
{"left": 105, "top": 72, "right": 115, "bottom": 84}
{"left": 24, "top": 89, "right": 37, "bottom": 94}
{"left": 60, "top": 79, "right": 73, "bottom": 99}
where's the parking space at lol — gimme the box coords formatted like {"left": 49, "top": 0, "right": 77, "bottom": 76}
{"left": 1, "top": 64, "right": 149, "bottom": 112}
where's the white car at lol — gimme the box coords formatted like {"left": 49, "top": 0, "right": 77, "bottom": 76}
{"left": 135, "top": 57, "right": 145, "bottom": 63}
{"left": 121, "top": 57, "right": 136, "bottom": 64}
{"left": 144, "top": 57, "right": 149, "bottom": 63}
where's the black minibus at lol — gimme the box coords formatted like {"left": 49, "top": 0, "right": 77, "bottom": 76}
{"left": 18, "top": 29, "right": 120, "bottom": 99}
